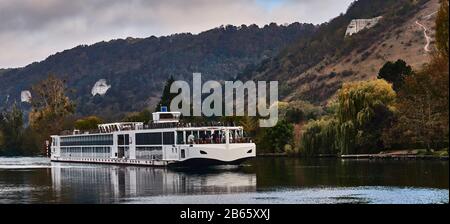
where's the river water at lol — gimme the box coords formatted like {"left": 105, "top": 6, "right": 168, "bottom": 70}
{"left": 0, "top": 157, "right": 448, "bottom": 204}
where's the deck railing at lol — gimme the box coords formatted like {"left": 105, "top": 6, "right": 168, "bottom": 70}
{"left": 187, "top": 137, "right": 252, "bottom": 144}
{"left": 59, "top": 121, "right": 241, "bottom": 135}
{"left": 143, "top": 121, "right": 238, "bottom": 130}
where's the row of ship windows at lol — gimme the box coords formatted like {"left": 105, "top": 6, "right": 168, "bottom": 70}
{"left": 60, "top": 147, "right": 111, "bottom": 158}
{"left": 60, "top": 134, "right": 113, "bottom": 146}
{"left": 135, "top": 132, "right": 174, "bottom": 145}
{"left": 59, "top": 133, "right": 175, "bottom": 146}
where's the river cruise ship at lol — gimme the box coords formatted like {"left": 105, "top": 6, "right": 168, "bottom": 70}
{"left": 50, "top": 111, "right": 256, "bottom": 166}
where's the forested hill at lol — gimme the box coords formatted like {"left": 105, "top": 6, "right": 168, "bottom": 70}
{"left": 1, "top": 0, "right": 438, "bottom": 119}
{"left": 244, "top": 0, "right": 437, "bottom": 104}
{"left": 0, "top": 23, "right": 315, "bottom": 118}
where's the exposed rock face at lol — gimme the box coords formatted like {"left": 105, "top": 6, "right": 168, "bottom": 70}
{"left": 345, "top": 16, "right": 383, "bottom": 36}
{"left": 91, "top": 79, "right": 111, "bottom": 96}
{"left": 20, "top": 90, "right": 31, "bottom": 103}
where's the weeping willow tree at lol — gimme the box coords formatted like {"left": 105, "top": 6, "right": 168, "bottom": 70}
{"left": 300, "top": 79, "right": 396, "bottom": 155}
{"left": 335, "top": 79, "right": 396, "bottom": 154}
{"left": 301, "top": 116, "right": 338, "bottom": 156}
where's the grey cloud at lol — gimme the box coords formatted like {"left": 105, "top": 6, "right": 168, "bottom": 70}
{"left": 0, "top": 0, "right": 353, "bottom": 68}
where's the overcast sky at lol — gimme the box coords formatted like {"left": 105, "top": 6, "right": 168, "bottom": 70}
{"left": 0, "top": 0, "right": 354, "bottom": 68}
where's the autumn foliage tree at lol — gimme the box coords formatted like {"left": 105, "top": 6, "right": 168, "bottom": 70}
{"left": 29, "top": 75, "right": 75, "bottom": 150}
{"left": 435, "top": 0, "right": 449, "bottom": 59}
{"left": 387, "top": 0, "right": 449, "bottom": 151}
{"left": 74, "top": 116, "right": 103, "bottom": 131}
{"left": 392, "top": 69, "right": 448, "bottom": 150}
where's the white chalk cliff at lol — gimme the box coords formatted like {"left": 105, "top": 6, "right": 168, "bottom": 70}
{"left": 21, "top": 90, "right": 32, "bottom": 103}
{"left": 345, "top": 16, "right": 383, "bottom": 36}
{"left": 91, "top": 79, "right": 111, "bottom": 96}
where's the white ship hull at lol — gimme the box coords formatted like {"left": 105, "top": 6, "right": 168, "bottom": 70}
{"left": 51, "top": 143, "right": 255, "bottom": 167}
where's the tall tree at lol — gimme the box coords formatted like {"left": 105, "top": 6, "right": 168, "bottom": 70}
{"left": 435, "top": 0, "right": 449, "bottom": 59}
{"left": 434, "top": 0, "right": 449, "bottom": 126}
{"left": 29, "top": 75, "right": 75, "bottom": 152}
{"left": 377, "top": 59, "right": 413, "bottom": 91}
{"left": 155, "top": 76, "right": 176, "bottom": 112}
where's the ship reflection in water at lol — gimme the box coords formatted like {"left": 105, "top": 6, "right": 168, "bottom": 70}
{"left": 51, "top": 162, "right": 256, "bottom": 203}
{"left": 0, "top": 157, "right": 448, "bottom": 204}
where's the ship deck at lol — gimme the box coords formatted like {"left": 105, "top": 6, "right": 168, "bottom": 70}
{"left": 51, "top": 157, "right": 174, "bottom": 167}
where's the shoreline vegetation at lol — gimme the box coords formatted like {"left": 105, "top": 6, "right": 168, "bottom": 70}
{"left": 258, "top": 149, "right": 449, "bottom": 160}
{"left": 1, "top": 1, "right": 449, "bottom": 160}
